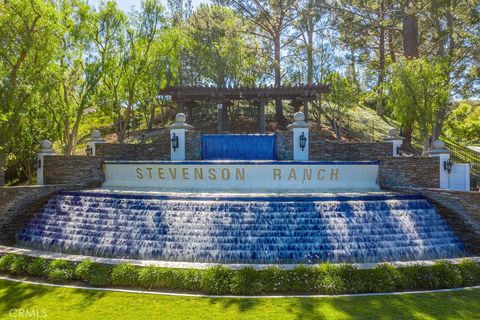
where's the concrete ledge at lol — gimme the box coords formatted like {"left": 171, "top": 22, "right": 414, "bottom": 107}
{"left": 1, "top": 245, "right": 478, "bottom": 270}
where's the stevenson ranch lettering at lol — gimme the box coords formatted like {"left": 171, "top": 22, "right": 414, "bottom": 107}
{"left": 135, "top": 166, "right": 340, "bottom": 182}
{"left": 103, "top": 162, "right": 379, "bottom": 192}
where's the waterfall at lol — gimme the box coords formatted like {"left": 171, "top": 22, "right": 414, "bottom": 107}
{"left": 17, "top": 191, "right": 465, "bottom": 263}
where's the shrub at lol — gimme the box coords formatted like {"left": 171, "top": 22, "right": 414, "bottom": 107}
{"left": 363, "top": 264, "right": 400, "bottom": 293}
{"left": 180, "top": 269, "right": 203, "bottom": 291}
{"left": 138, "top": 266, "right": 178, "bottom": 289}
{"left": 316, "top": 263, "right": 349, "bottom": 295}
{"left": 27, "top": 258, "right": 48, "bottom": 277}
{"left": 111, "top": 263, "right": 140, "bottom": 287}
{"left": 0, "top": 254, "right": 16, "bottom": 272}
{"left": 46, "top": 259, "right": 76, "bottom": 283}
{"left": 259, "top": 266, "right": 288, "bottom": 293}
{"left": 75, "top": 259, "right": 112, "bottom": 287}
{"left": 287, "top": 265, "right": 320, "bottom": 293}
{"left": 201, "top": 265, "right": 233, "bottom": 295}
{"left": 457, "top": 260, "right": 480, "bottom": 287}
{"left": 230, "top": 267, "right": 262, "bottom": 295}
{"left": 430, "top": 261, "right": 462, "bottom": 289}
{"left": 9, "top": 255, "right": 30, "bottom": 275}
{"left": 401, "top": 265, "right": 436, "bottom": 290}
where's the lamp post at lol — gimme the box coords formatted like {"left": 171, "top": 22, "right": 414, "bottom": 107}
{"left": 171, "top": 133, "right": 179, "bottom": 152}
{"left": 299, "top": 132, "right": 307, "bottom": 151}
{"left": 287, "top": 112, "right": 310, "bottom": 161}
{"left": 170, "top": 113, "right": 194, "bottom": 161}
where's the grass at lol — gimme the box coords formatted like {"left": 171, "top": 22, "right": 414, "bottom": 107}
{"left": 0, "top": 279, "right": 479, "bottom": 319}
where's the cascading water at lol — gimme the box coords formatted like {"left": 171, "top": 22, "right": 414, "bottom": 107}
{"left": 17, "top": 191, "right": 465, "bottom": 263}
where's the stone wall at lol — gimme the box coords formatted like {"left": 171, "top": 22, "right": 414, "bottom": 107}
{"left": 276, "top": 131, "right": 293, "bottom": 160}
{"left": 379, "top": 157, "right": 440, "bottom": 189}
{"left": 44, "top": 156, "right": 103, "bottom": 187}
{"left": 419, "top": 188, "right": 480, "bottom": 254}
{"left": 309, "top": 133, "right": 392, "bottom": 161}
{"left": 186, "top": 131, "right": 201, "bottom": 160}
{"left": 96, "top": 134, "right": 170, "bottom": 161}
{"left": 0, "top": 185, "right": 74, "bottom": 244}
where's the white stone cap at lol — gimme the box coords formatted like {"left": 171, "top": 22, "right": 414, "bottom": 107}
{"left": 287, "top": 112, "right": 310, "bottom": 129}
{"left": 39, "top": 140, "right": 56, "bottom": 154}
{"left": 91, "top": 130, "right": 106, "bottom": 142}
{"left": 170, "top": 113, "right": 194, "bottom": 130}
{"left": 427, "top": 139, "right": 451, "bottom": 155}
{"left": 383, "top": 128, "right": 405, "bottom": 141}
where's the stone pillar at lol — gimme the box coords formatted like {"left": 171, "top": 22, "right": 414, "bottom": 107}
{"left": 287, "top": 112, "right": 310, "bottom": 161}
{"left": 36, "top": 140, "right": 56, "bottom": 185}
{"left": 170, "top": 113, "right": 194, "bottom": 161}
{"left": 383, "top": 128, "right": 404, "bottom": 157}
{"left": 427, "top": 139, "right": 451, "bottom": 189}
{"left": 86, "top": 130, "right": 106, "bottom": 156}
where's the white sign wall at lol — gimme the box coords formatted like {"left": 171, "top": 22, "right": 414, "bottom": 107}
{"left": 103, "top": 161, "right": 380, "bottom": 193}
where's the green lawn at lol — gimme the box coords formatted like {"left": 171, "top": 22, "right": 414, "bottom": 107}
{"left": 1, "top": 279, "right": 479, "bottom": 320}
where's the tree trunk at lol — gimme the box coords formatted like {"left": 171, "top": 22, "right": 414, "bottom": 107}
{"left": 402, "top": 121, "right": 414, "bottom": 150}
{"left": 0, "top": 150, "right": 6, "bottom": 186}
{"left": 377, "top": 1, "right": 386, "bottom": 116}
{"left": 402, "top": 1, "right": 419, "bottom": 59}
{"left": 273, "top": 34, "right": 284, "bottom": 124}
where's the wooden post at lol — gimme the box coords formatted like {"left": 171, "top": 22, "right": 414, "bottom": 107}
{"left": 187, "top": 106, "right": 193, "bottom": 124}
{"left": 177, "top": 96, "right": 185, "bottom": 113}
{"left": 222, "top": 102, "right": 228, "bottom": 132}
{"left": 258, "top": 101, "right": 266, "bottom": 134}
{"left": 217, "top": 103, "right": 224, "bottom": 133}
{"left": 303, "top": 100, "right": 309, "bottom": 122}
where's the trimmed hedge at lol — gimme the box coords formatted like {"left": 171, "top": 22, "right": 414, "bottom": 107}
{"left": 0, "top": 253, "right": 479, "bottom": 295}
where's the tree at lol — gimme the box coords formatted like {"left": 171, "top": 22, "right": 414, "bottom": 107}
{"left": 186, "top": 4, "right": 260, "bottom": 87}
{"left": 385, "top": 58, "right": 450, "bottom": 153}
{"left": 47, "top": 0, "right": 102, "bottom": 155}
{"left": 444, "top": 101, "right": 480, "bottom": 145}
{"left": 216, "top": 0, "right": 297, "bottom": 124}
{"left": 0, "top": 0, "right": 60, "bottom": 184}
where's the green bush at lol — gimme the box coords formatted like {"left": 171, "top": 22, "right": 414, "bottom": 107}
{"left": 26, "top": 258, "right": 48, "bottom": 277}
{"left": 111, "top": 263, "right": 140, "bottom": 287}
{"left": 0, "top": 254, "right": 16, "bottom": 272}
{"left": 259, "top": 266, "right": 288, "bottom": 293}
{"left": 46, "top": 259, "right": 76, "bottom": 283}
{"left": 286, "top": 265, "right": 320, "bottom": 293}
{"left": 363, "top": 264, "right": 401, "bottom": 293}
{"left": 138, "top": 266, "right": 177, "bottom": 289}
{"left": 458, "top": 259, "right": 480, "bottom": 287}
{"left": 0, "top": 252, "right": 478, "bottom": 295}
{"left": 180, "top": 269, "right": 203, "bottom": 291}
{"left": 316, "top": 263, "right": 350, "bottom": 295}
{"left": 230, "top": 267, "right": 262, "bottom": 295}
{"left": 9, "top": 255, "right": 30, "bottom": 275}
{"left": 430, "top": 261, "right": 462, "bottom": 289}
{"left": 201, "top": 265, "right": 233, "bottom": 295}
{"left": 75, "top": 259, "right": 112, "bottom": 286}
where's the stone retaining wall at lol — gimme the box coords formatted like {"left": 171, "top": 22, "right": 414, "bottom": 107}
{"left": 276, "top": 131, "right": 293, "bottom": 160}
{"left": 0, "top": 185, "right": 76, "bottom": 244}
{"left": 379, "top": 157, "right": 440, "bottom": 189}
{"left": 418, "top": 188, "right": 480, "bottom": 254}
{"left": 43, "top": 156, "right": 103, "bottom": 187}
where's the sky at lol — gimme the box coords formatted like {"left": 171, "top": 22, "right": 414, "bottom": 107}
{"left": 88, "top": 0, "right": 209, "bottom": 12}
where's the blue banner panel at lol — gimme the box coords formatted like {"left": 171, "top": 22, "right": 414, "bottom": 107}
{"left": 201, "top": 134, "right": 276, "bottom": 160}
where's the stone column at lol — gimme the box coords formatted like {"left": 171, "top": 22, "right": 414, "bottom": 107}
{"left": 383, "top": 128, "right": 404, "bottom": 157}
{"left": 36, "top": 140, "right": 56, "bottom": 185}
{"left": 287, "top": 112, "right": 310, "bottom": 161}
{"left": 86, "top": 130, "right": 106, "bottom": 156}
{"left": 170, "top": 113, "right": 194, "bottom": 161}
{"left": 427, "top": 139, "right": 451, "bottom": 189}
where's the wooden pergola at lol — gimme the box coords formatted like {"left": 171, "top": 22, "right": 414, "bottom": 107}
{"left": 158, "top": 84, "right": 330, "bottom": 133}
